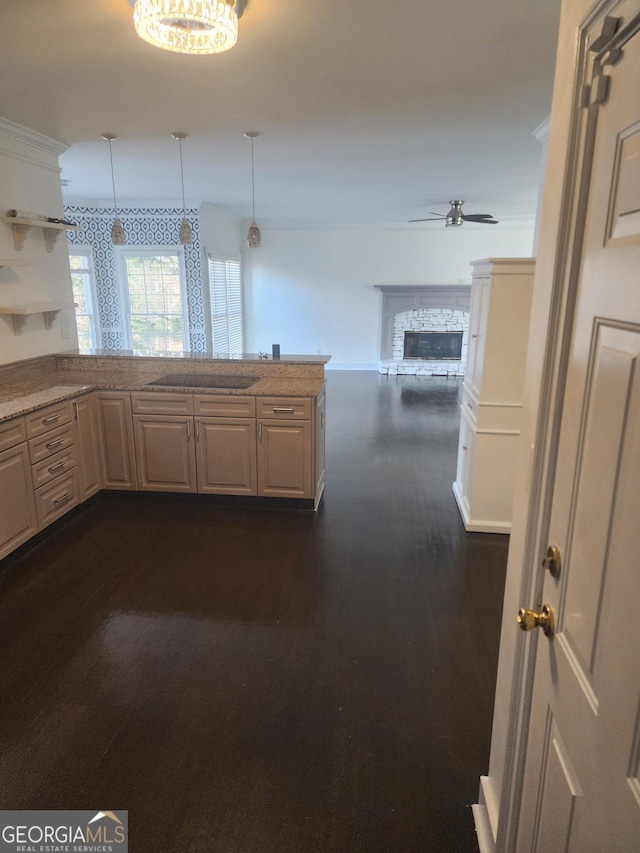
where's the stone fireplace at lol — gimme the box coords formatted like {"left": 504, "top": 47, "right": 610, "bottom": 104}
{"left": 374, "top": 285, "right": 471, "bottom": 376}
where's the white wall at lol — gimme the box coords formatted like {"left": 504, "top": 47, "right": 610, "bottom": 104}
{"left": 242, "top": 224, "right": 535, "bottom": 368}
{"left": 199, "top": 202, "right": 242, "bottom": 258}
{"left": 0, "top": 118, "right": 77, "bottom": 364}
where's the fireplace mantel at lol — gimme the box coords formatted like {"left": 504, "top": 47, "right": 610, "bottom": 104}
{"left": 374, "top": 285, "right": 471, "bottom": 360}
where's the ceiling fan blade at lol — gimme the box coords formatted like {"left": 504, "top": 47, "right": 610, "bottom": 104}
{"left": 409, "top": 217, "right": 446, "bottom": 222}
{"left": 462, "top": 214, "right": 495, "bottom": 220}
{"left": 465, "top": 218, "right": 499, "bottom": 225}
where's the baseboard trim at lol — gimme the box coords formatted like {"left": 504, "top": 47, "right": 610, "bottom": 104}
{"left": 472, "top": 803, "right": 496, "bottom": 853}
{"left": 452, "top": 482, "right": 512, "bottom": 534}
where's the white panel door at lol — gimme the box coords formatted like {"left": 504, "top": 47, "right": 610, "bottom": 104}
{"left": 518, "top": 7, "right": 640, "bottom": 851}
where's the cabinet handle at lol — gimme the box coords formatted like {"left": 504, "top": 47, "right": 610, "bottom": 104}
{"left": 53, "top": 493, "right": 72, "bottom": 506}
{"left": 320, "top": 412, "right": 324, "bottom": 429}
{"left": 471, "top": 334, "right": 478, "bottom": 339}
{"left": 43, "top": 414, "right": 61, "bottom": 424}
{"left": 73, "top": 401, "right": 79, "bottom": 420}
{"left": 46, "top": 438, "right": 64, "bottom": 449}
{"left": 467, "top": 401, "right": 473, "bottom": 408}
{"left": 195, "top": 419, "right": 200, "bottom": 440}
{"left": 463, "top": 445, "right": 468, "bottom": 451}
{"left": 272, "top": 407, "right": 294, "bottom": 414}
{"left": 187, "top": 420, "right": 191, "bottom": 439}
{"left": 258, "top": 422, "right": 263, "bottom": 441}
{"left": 48, "top": 461, "right": 66, "bottom": 473}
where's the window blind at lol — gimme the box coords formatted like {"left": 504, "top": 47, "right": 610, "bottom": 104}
{"left": 208, "top": 256, "right": 243, "bottom": 355}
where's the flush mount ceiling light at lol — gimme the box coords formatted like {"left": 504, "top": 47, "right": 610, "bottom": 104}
{"left": 101, "top": 134, "right": 126, "bottom": 245}
{"left": 133, "top": 0, "right": 238, "bottom": 55}
{"left": 244, "top": 131, "right": 261, "bottom": 248}
{"left": 171, "top": 132, "right": 193, "bottom": 244}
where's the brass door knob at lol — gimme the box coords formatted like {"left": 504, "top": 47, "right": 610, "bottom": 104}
{"left": 517, "top": 605, "right": 555, "bottom": 637}
{"left": 543, "top": 545, "right": 561, "bottom": 578}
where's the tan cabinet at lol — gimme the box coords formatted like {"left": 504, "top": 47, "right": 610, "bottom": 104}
{"left": 72, "top": 395, "right": 101, "bottom": 501}
{"left": 133, "top": 414, "right": 197, "bottom": 493}
{"left": 95, "top": 392, "right": 137, "bottom": 490}
{"left": 0, "top": 419, "right": 38, "bottom": 559}
{"left": 196, "top": 416, "right": 257, "bottom": 495}
{"left": 130, "top": 393, "right": 257, "bottom": 495}
{"left": 257, "top": 419, "right": 313, "bottom": 499}
{"left": 315, "top": 386, "right": 326, "bottom": 501}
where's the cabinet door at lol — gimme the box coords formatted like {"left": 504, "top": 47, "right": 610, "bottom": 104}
{"left": 133, "top": 415, "right": 196, "bottom": 493}
{"left": 257, "top": 419, "right": 312, "bottom": 499}
{"left": 196, "top": 417, "right": 257, "bottom": 495}
{"left": 0, "top": 443, "right": 38, "bottom": 559}
{"left": 72, "top": 395, "right": 101, "bottom": 500}
{"left": 467, "top": 279, "right": 490, "bottom": 398}
{"left": 95, "top": 392, "right": 137, "bottom": 490}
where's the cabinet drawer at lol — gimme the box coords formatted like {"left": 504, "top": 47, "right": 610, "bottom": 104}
{"left": 28, "top": 422, "right": 75, "bottom": 464}
{"left": 131, "top": 392, "right": 194, "bottom": 416}
{"left": 34, "top": 468, "right": 80, "bottom": 530}
{"left": 0, "top": 416, "right": 27, "bottom": 453}
{"left": 25, "top": 400, "right": 73, "bottom": 438}
{"left": 194, "top": 395, "right": 256, "bottom": 418}
{"left": 31, "top": 445, "right": 77, "bottom": 490}
{"left": 256, "top": 397, "right": 312, "bottom": 420}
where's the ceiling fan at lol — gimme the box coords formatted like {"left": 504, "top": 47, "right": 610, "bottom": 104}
{"left": 410, "top": 200, "right": 499, "bottom": 226}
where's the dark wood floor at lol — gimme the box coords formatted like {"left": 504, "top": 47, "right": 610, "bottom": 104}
{"left": 0, "top": 372, "right": 508, "bottom": 853}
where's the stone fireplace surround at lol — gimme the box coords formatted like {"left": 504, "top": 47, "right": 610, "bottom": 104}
{"left": 374, "top": 285, "right": 471, "bottom": 376}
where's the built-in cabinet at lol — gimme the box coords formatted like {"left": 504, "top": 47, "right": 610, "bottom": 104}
{"left": 453, "top": 258, "right": 535, "bottom": 533}
{"left": 130, "top": 392, "right": 319, "bottom": 500}
{"left": 0, "top": 417, "right": 38, "bottom": 559}
{"left": 72, "top": 394, "right": 101, "bottom": 500}
{"left": 0, "top": 384, "right": 326, "bottom": 562}
{"left": 94, "top": 392, "right": 137, "bottom": 491}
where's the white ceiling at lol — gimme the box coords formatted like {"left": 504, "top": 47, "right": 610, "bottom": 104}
{"left": 0, "top": 0, "right": 561, "bottom": 227}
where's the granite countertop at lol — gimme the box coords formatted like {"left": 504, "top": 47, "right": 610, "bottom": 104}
{"left": 0, "top": 369, "right": 326, "bottom": 424}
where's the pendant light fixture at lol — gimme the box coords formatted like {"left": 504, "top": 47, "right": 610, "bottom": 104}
{"left": 101, "top": 134, "right": 126, "bottom": 245}
{"left": 133, "top": 0, "right": 238, "bottom": 56}
{"left": 171, "top": 132, "right": 193, "bottom": 244}
{"left": 244, "top": 131, "right": 261, "bottom": 248}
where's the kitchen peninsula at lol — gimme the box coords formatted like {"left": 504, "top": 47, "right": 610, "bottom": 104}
{"left": 0, "top": 351, "right": 329, "bottom": 561}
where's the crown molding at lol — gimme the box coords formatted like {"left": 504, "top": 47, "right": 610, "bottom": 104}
{"left": 0, "top": 117, "right": 68, "bottom": 156}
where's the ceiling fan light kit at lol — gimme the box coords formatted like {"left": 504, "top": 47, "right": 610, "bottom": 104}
{"left": 133, "top": 0, "right": 238, "bottom": 55}
{"left": 410, "top": 200, "right": 499, "bottom": 227}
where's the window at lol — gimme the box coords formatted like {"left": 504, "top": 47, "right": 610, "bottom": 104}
{"left": 69, "top": 249, "right": 99, "bottom": 351}
{"left": 117, "top": 248, "right": 189, "bottom": 352}
{"left": 208, "top": 255, "right": 243, "bottom": 355}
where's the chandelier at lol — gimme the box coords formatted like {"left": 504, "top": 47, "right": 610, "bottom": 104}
{"left": 133, "top": 0, "right": 238, "bottom": 55}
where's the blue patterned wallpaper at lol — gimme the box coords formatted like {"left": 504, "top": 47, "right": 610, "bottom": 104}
{"left": 65, "top": 206, "right": 206, "bottom": 352}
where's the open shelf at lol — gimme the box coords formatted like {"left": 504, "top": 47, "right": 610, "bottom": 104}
{"left": 0, "top": 303, "right": 73, "bottom": 335}
{"left": 1, "top": 216, "right": 81, "bottom": 252}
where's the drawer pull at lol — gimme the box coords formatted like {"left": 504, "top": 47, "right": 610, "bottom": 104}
{"left": 46, "top": 438, "right": 65, "bottom": 449}
{"left": 272, "top": 407, "right": 294, "bottom": 414}
{"left": 53, "top": 493, "right": 72, "bottom": 506}
{"left": 258, "top": 422, "right": 263, "bottom": 441}
{"left": 43, "top": 414, "right": 61, "bottom": 424}
{"left": 48, "top": 461, "right": 66, "bottom": 473}
{"left": 463, "top": 445, "right": 468, "bottom": 451}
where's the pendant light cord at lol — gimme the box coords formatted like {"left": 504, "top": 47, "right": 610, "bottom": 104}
{"left": 251, "top": 137, "right": 256, "bottom": 221}
{"left": 107, "top": 138, "right": 119, "bottom": 217}
{"left": 178, "top": 137, "right": 187, "bottom": 218}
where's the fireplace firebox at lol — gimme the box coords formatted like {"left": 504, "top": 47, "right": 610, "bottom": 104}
{"left": 403, "top": 331, "right": 463, "bottom": 360}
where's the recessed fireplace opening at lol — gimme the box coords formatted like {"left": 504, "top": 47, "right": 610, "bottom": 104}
{"left": 403, "top": 331, "right": 463, "bottom": 361}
